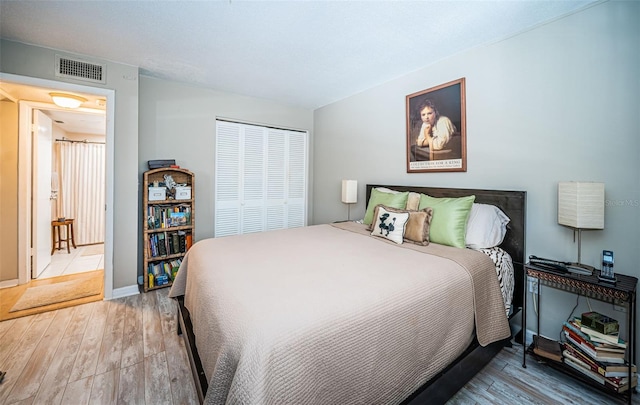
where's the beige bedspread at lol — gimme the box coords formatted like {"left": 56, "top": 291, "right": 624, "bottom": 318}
{"left": 169, "top": 222, "right": 510, "bottom": 405}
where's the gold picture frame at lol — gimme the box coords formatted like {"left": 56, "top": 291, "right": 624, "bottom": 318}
{"left": 406, "top": 78, "right": 466, "bottom": 173}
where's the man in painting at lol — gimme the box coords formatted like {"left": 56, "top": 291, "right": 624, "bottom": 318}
{"left": 415, "top": 99, "right": 456, "bottom": 151}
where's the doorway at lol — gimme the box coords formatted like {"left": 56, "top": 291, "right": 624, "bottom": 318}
{"left": 20, "top": 100, "right": 106, "bottom": 283}
{"left": 38, "top": 107, "right": 107, "bottom": 280}
{"left": 0, "top": 73, "right": 114, "bottom": 299}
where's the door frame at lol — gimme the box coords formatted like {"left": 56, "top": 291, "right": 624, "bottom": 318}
{"left": 31, "top": 109, "right": 54, "bottom": 278}
{"left": 3, "top": 72, "right": 115, "bottom": 299}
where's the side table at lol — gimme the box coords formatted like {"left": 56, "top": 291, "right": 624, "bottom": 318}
{"left": 522, "top": 262, "right": 637, "bottom": 404}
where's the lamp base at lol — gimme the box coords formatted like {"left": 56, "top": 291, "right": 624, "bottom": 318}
{"left": 566, "top": 262, "right": 595, "bottom": 276}
{"left": 598, "top": 274, "right": 617, "bottom": 284}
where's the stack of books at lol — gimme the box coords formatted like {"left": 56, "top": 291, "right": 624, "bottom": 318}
{"left": 562, "top": 313, "right": 636, "bottom": 393}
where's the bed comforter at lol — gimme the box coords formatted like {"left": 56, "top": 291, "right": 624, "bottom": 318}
{"left": 168, "top": 222, "right": 511, "bottom": 405}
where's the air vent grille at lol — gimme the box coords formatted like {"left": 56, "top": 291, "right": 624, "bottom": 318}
{"left": 55, "top": 55, "right": 106, "bottom": 84}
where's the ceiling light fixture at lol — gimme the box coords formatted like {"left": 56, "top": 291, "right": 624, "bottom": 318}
{"left": 49, "top": 92, "right": 87, "bottom": 109}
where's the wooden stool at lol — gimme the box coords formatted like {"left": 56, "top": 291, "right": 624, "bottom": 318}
{"left": 51, "top": 218, "right": 77, "bottom": 254}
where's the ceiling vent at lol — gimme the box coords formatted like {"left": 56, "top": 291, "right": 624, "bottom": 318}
{"left": 55, "top": 54, "right": 106, "bottom": 84}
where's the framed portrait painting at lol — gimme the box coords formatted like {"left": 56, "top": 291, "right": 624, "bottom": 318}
{"left": 406, "top": 78, "right": 466, "bottom": 173}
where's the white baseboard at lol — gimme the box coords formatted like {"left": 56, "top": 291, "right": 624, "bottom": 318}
{"left": 526, "top": 328, "right": 536, "bottom": 346}
{"left": 109, "top": 284, "right": 139, "bottom": 299}
{"left": 0, "top": 279, "right": 19, "bottom": 289}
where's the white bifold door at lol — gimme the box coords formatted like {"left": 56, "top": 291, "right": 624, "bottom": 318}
{"left": 214, "top": 120, "right": 308, "bottom": 237}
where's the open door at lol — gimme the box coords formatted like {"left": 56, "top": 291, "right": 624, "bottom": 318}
{"left": 32, "top": 110, "right": 53, "bottom": 278}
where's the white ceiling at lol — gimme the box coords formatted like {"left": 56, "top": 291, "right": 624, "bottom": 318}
{"left": 44, "top": 109, "right": 106, "bottom": 136}
{"left": 0, "top": 0, "right": 598, "bottom": 109}
{"left": 0, "top": 81, "right": 106, "bottom": 135}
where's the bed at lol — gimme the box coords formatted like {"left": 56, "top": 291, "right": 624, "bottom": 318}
{"left": 169, "top": 184, "right": 526, "bottom": 405}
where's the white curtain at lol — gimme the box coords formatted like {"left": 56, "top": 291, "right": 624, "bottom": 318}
{"left": 54, "top": 141, "right": 106, "bottom": 245}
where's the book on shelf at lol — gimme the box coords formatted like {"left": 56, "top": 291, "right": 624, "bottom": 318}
{"left": 563, "top": 341, "right": 636, "bottom": 378}
{"left": 580, "top": 325, "right": 627, "bottom": 348}
{"left": 146, "top": 205, "right": 192, "bottom": 229}
{"left": 609, "top": 379, "right": 638, "bottom": 394}
{"left": 169, "top": 258, "right": 182, "bottom": 280}
{"left": 148, "top": 235, "right": 157, "bottom": 257}
{"left": 533, "top": 335, "right": 562, "bottom": 362}
{"left": 167, "top": 232, "right": 176, "bottom": 254}
{"left": 149, "top": 234, "right": 161, "bottom": 257}
{"left": 563, "top": 320, "right": 626, "bottom": 354}
{"left": 172, "top": 232, "right": 180, "bottom": 254}
{"left": 563, "top": 351, "right": 606, "bottom": 384}
{"left": 147, "top": 259, "right": 180, "bottom": 286}
{"left": 155, "top": 273, "right": 169, "bottom": 286}
{"left": 563, "top": 330, "right": 625, "bottom": 364}
{"left": 157, "top": 232, "right": 167, "bottom": 256}
{"left": 186, "top": 233, "right": 193, "bottom": 250}
{"left": 563, "top": 353, "right": 637, "bottom": 393}
{"left": 178, "top": 231, "right": 187, "bottom": 252}
{"left": 169, "top": 211, "right": 187, "bottom": 227}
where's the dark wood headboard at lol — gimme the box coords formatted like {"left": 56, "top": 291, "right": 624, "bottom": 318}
{"left": 366, "top": 184, "right": 526, "bottom": 313}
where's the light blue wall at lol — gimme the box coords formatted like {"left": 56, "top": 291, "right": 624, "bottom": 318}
{"left": 313, "top": 1, "right": 639, "bottom": 342}
{"left": 138, "top": 76, "right": 315, "bottom": 243}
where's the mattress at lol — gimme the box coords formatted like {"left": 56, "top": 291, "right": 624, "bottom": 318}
{"left": 169, "top": 222, "right": 511, "bottom": 405}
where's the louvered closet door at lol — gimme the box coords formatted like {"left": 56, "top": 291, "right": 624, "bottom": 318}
{"left": 215, "top": 120, "right": 307, "bottom": 237}
{"left": 285, "top": 130, "right": 307, "bottom": 228}
{"left": 265, "top": 128, "right": 286, "bottom": 230}
{"left": 242, "top": 125, "right": 266, "bottom": 234}
{"left": 215, "top": 122, "right": 242, "bottom": 237}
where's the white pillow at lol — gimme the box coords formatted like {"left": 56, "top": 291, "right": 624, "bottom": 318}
{"left": 465, "top": 203, "right": 510, "bottom": 249}
{"left": 370, "top": 206, "right": 409, "bottom": 244}
{"left": 374, "top": 187, "right": 400, "bottom": 194}
{"left": 370, "top": 188, "right": 420, "bottom": 211}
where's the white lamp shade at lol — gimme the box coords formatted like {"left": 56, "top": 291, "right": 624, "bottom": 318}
{"left": 558, "top": 181, "right": 604, "bottom": 229}
{"left": 341, "top": 180, "right": 357, "bottom": 204}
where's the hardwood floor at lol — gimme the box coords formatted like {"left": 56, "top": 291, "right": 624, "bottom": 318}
{"left": 449, "top": 343, "right": 638, "bottom": 405}
{"left": 0, "top": 290, "right": 636, "bottom": 404}
{"left": 0, "top": 289, "right": 197, "bottom": 405}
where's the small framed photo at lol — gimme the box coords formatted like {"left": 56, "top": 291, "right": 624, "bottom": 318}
{"left": 406, "top": 78, "right": 466, "bottom": 173}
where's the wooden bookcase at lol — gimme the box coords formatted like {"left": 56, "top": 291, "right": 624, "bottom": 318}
{"left": 142, "top": 167, "right": 195, "bottom": 292}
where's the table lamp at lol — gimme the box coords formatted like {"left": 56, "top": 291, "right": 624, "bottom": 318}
{"left": 557, "top": 181, "right": 605, "bottom": 275}
{"left": 341, "top": 180, "right": 357, "bottom": 221}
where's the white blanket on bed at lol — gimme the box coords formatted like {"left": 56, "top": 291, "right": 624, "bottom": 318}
{"left": 169, "top": 223, "right": 510, "bottom": 405}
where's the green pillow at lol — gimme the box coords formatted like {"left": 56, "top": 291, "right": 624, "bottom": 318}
{"left": 418, "top": 194, "right": 475, "bottom": 248}
{"left": 363, "top": 189, "right": 409, "bottom": 225}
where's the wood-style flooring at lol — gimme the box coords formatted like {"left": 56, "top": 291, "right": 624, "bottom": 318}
{"left": 0, "top": 289, "right": 197, "bottom": 405}
{"left": 0, "top": 289, "right": 637, "bottom": 404}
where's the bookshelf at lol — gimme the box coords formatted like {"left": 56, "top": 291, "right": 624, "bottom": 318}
{"left": 142, "top": 167, "right": 195, "bottom": 292}
{"left": 523, "top": 263, "right": 637, "bottom": 404}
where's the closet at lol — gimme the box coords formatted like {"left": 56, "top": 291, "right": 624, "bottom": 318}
{"left": 214, "top": 120, "right": 308, "bottom": 237}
